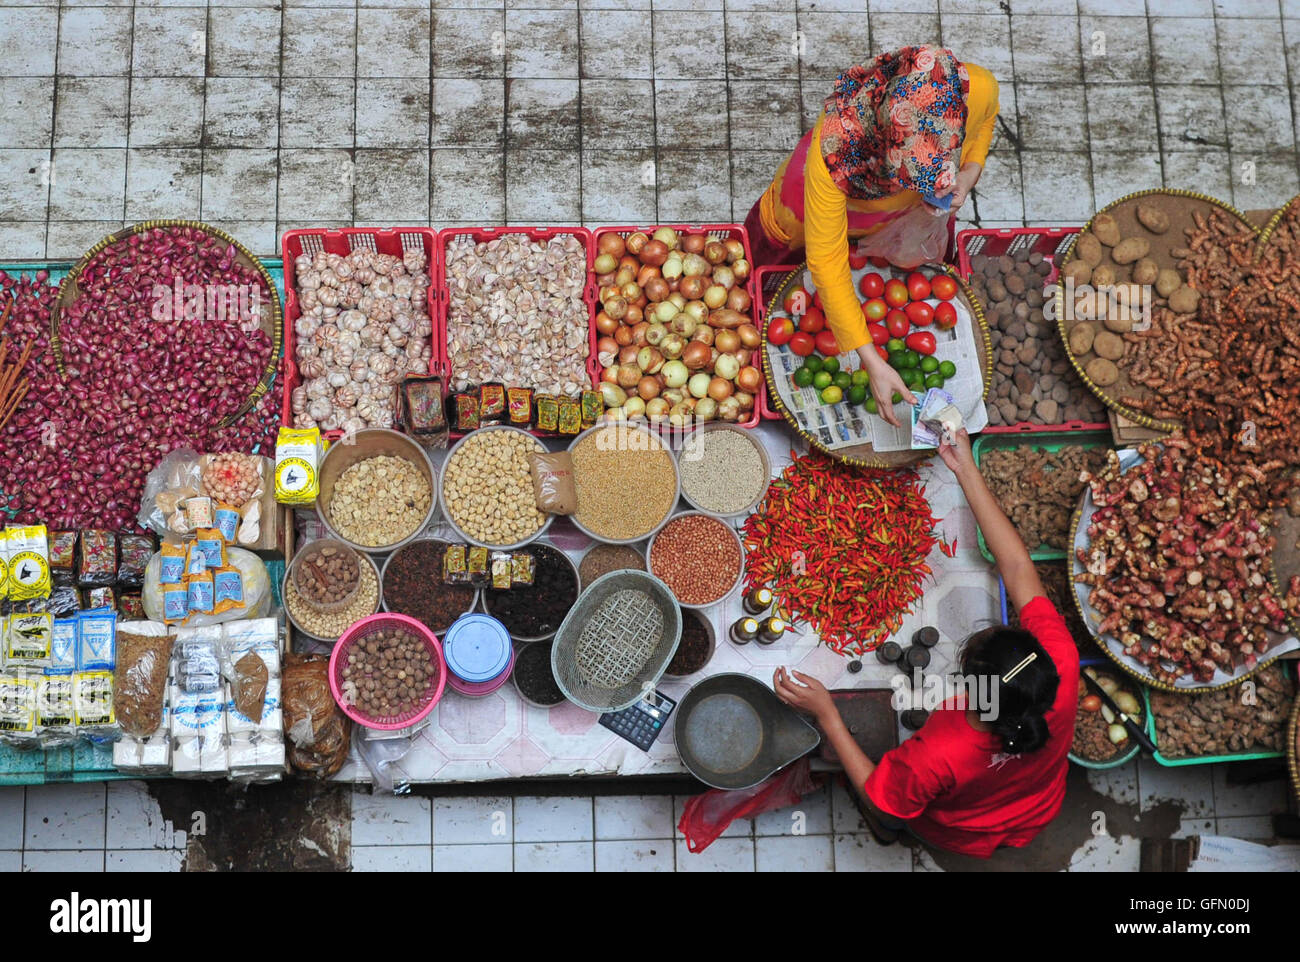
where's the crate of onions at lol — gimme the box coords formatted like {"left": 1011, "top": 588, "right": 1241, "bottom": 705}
{"left": 592, "top": 225, "right": 764, "bottom": 428}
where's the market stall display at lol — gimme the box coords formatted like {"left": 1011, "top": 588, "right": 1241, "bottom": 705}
{"left": 330, "top": 612, "right": 445, "bottom": 729}
{"left": 577, "top": 543, "right": 645, "bottom": 590}
{"left": 568, "top": 423, "right": 679, "bottom": 544}
{"left": 648, "top": 512, "right": 744, "bottom": 608}
{"left": 1148, "top": 664, "right": 1295, "bottom": 764}
{"left": 761, "top": 263, "right": 990, "bottom": 466}
{"left": 315, "top": 428, "right": 437, "bottom": 552}
{"left": 283, "top": 652, "right": 350, "bottom": 778}
{"left": 677, "top": 423, "right": 770, "bottom": 517}
{"left": 284, "top": 552, "right": 380, "bottom": 642}
{"left": 1069, "top": 666, "right": 1143, "bottom": 768}
{"left": 591, "top": 227, "right": 760, "bottom": 425}
{"left": 440, "top": 425, "right": 550, "bottom": 548}
{"left": 282, "top": 229, "right": 436, "bottom": 435}
{"left": 663, "top": 609, "right": 716, "bottom": 677}
{"left": 513, "top": 640, "right": 565, "bottom": 708}
{"left": 381, "top": 539, "right": 477, "bottom": 635}
{"left": 480, "top": 543, "right": 579, "bottom": 642}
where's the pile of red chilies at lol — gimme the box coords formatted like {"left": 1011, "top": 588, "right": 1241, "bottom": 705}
{"left": 743, "top": 451, "right": 953, "bottom": 656}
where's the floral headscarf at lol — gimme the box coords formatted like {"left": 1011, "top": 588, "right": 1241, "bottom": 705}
{"left": 820, "top": 46, "right": 970, "bottom": 201}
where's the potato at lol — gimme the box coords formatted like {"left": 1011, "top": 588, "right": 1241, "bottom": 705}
{"left": 1136, "top": 203, "right": 1170, "bottom": 234}
{"left": 1132, "top": 257, "right": 1159, "bottom": 286}
{"left": 1155, "top": 269, "right": 1182, "bottom": 298}
{"left": 1168, "top": 286, "right": 1200, "bottom": 314}
{"left": 1093, "top": 330, "right": 1125, "bottom": 361}
{"left": 1075, "top": 234, "right": 1103, "bottom": 267}
{"left": 1062, "top": 259, "right": 1092, "bottom": 287}
{"left": 1068, "top": 322, "right": 1097, "bottom": 355}
{"left": 1112, "top": 237, "right": 1150, "bottom": 265}
{"left": 1091, "top": 264, "right": 1116, "bottom": 287}
{"left": 1085, "top": 357, "right": 1120, "bottom": 387}
{"left": 1092, "top": 213, "right": 1122, "bottom": 247}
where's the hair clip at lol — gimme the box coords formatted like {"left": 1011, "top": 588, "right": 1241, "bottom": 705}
{"left": 1002, "top": 652, "right": 1038, "bottom": 682}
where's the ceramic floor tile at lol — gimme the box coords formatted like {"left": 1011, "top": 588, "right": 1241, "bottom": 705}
{"left": 1066, "top": 834, "right": 1142, "bottom": 871}
{"left": 1230, "top": 152, "right": 1300, "bottom": 211}
{"left": 276, "top": 148, "right": 354, "bottom": 222}
{"left": 351, "top": 790, "right": 432, "bottom": 846}
{"left": 204, "top": 78, "right": 280, "bottom": 149}
{"left": 46, "top": 221, "right": 127, "bottom": 259}
{"left": 1149, "top": 18, "right": 1221, "bottom": 85}
{"left": 0, "top": 787, "right": 22, "bottom": 849}
{"left": 1079, "top": 15, "right": 1152, "bottom": 84}
{"left": 582, "top": 150, "right": 657, "bottom": 223}
{"left": 674, "top": 794, "right": 754, "bottom": 841}
{"left": 107, "top": 849, "right": 185, "bottom": 872}
{"left": 728, "top": 81, "right": 802, "bottom": 152}
{"left": 1019, "top": 152, "right": 1096, "bottom": 223}
{"left": 202, "top": 220, "right": 277, "bottom": 256}
{"left": 60, "top": 7, "right": 133, "bottom": 77}
{"left": 431, "top": 147, "right": 505, "bottom": 222}
{"left": 582, "top": 80, "right": 655, "bottom": 151}
{"left": 0, "top": 9, "right": 58, "bottom": 75}
{"left": 507, "top": 79, "right": 580, "bottom": 150}
{"left": 755, "top": 833, "right": 834, "bottom": 871}
{"left": 357, "top": 7, "right": 430, "bottom": 79}
{"left": 1137, "top": 755, "right": 1215, "bottom": 818}
{"left": 655, "top": 149, "right": 732, "bottom": 223}
{"left": 725, "top": 10, "right": 798, "bottom": 80}
{"left": 357, "top": 79, "right": 430, "bottom": 148}
{"left": 675, "top": 836, "right": 755, "bottom": 872}
{"left": 106, "top": 781, "right": 185, "bottom": 851}
{"left": 1173, "top": 817, "right": 1216, "bottom": 840}
{"left": 0, "top": 149, "right": 50, "bottom": 215}
{"left": 351, "top": 845, "right": 433, "bottom": 872}
{"left": 829, "top": 780, "right": 871, "bottom": 835}
{"left": 129, "top": 78, "right": 204, "bottom": 148}
{"left": 653, "top": 11, "right": 726, "bottom": 79}
{"left": 204, "top": 148, "right": 279, "bottom": 221}
{"left": 432, "top": 8, "right": 505, "bottom": 78}
{"left": 1084, "top": 84, "right": 1158, "bottom": 152}
{"left": 515, "top": 840, "right": 593, "bottom": 871}
{"left": 1216, "top": 18, "right": 1287, "bottom": 86}
{"left": 939, "top": 14, "right": 1014, "bottom": 84}
{"left": 431, "top": 79, "right": 505, "bottom": 149}
{"left": 1216, "top": 815, "right": 1277, "bottom": 839}
{"left": 594, "top": 794, "right": 675, "bottom": 841}
{"left": 971, "top": 151, "right": 1024, "bottom": 223}
{"left": 282, "top": 8, "right": 358, "bottom": 78}
{"left": 206, "top": 7, "right": 281, "bottom": 77}
{"left": 1155, "top": 83, "right": 1228, "bottom": 152}
{"left": 1161, "top": 150, "right": 1233, "bottom": 198}
{"left": 1211, "top": 765, "right": 1287, "bottom": 818}
{"left": 432, "top": 842, "right": 514, "bottom": 871}
{"left": 797, "top": 12, "right": 873, "bottom": 80}
{"left": 912, "top": 846, "right": 945, "bottom": 872}
{"left": 1215, "top": 0, "right": 1282, "bottom": 16}
{"left": 870, "top": 12, "right": 940, "bottom": 55}
{"left": 580, "top": 9, "right": 654, "bottom": 80}
{"left": 131, "top": 7, "right": 206, "bottom": 77}
{"left": 595, "top": 839, "right": 674, "bottom": 872}
{"left": 0, "top": 78, "right": 54, "bottom": 148}
{"left": 1085, "top": 764, "right": 1140, "bottom": 807}
{"left": 1224, "top": 85, "right": 1297, "bottom": 154}
{"left": 53, "top": 78, "right": 129, "bottom": 148}
{"left": 280, "top": 79, "right": 355, "bottom": 149}
{"left": 1010, "top": 14, "right": 1085, "bottom": 85}
{"left": 730, "top": 150, "right": 786, "bottom": 223}
{"left": 654, "top": 80, "right": 730, "bottom": 150}
{"left": 353, "top": 149, "right": 430, "bottom": 222}
{"left": 506, "top": 9, "right": 579, "bottom": 80}
{"left": 0, "top": 851, "right": 20, "bottom": 873}
{"left": 24, "top": 849, "right": 105, "bottom": 873}
{"left": 1091, "top": 150, "right": 1164, "bottom": 210}
{"left": 0, "top": 222, "right": 45, "bottom": 258}
{"left": 49, "top": 149, "right": 127, "bottom": 221}
{"left": 833, "top": 834, "right": 914, "bottom": 872}
{"left": 1014, "top": 83, "right": 1088, "bottom": 153}
{"left": 433, "top": 795, "right": 513, "bottom": 845}
{"left": 513, "top": 795, "right": 592, "bottom": 843}
{"left": 753, "top": 784, "right": 832, "bottom": 838}
{"left": 504, "top": 149, "right": 581, "bottom": 222}
{"left": 1078, "top": 0, "right": 1149, "bottom": 12}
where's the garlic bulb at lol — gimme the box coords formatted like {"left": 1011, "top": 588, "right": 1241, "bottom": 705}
{"left": 320, "top": 268, "right": 339, "bottom": 288}
{"left": 327, "top": 370, "right": 349, "bottom": 389}
{"left": 321, "top": 410, "right": 346, "bottom": 432}
{"left": 336, "top": 330, "right": 361, "bottom": 351}
{"left": 295, "top": 314, "right": 320, "bottom": 339}
{"left": 300, "top": 289, "right": 320, "bottom": 312}
{"left": 308, "top": 397, "right": 333, "bottom": 421}
{"left": 403, "top": 249, "right": 426, "bottom": 274}
{"left": 311, "top": 252, "right": 329, "bottom": 272}
{"left": 317, "top": 287, "right": 340, "bottom": 308}
{"left": 334, "top": 385, "right": 358, "bottom": 408}
{"left": 298, "top": 270, "right": 322, "bottom": 291}
{"left": 335, "top": 344, "right": 354, "bottom": 367}
{"left": 342, "top": 416, "right": 366, "bottom": 436}
{"left": 354, "top": 267, "right": 376, "bottom": 285}
{"left": 291, "top": 386, "right": 309, "bottom": 413}
{"left": 339, "top": 309, "right": 367, "bottom": 332}
{"left": 306, "top": 376, "right": 332, "bottom": 400}
{"left": 386, "top": 324, "right": 408, "bottom": 347}
{"left": 298, "top": 356, "right": 326, "bottom": 380}
{"left": 340, "top": 281, "right": 363, "bottom": 307}
{"left": 359, "top": 323, "right": 383, "bottom": 347}
{"left": 335, "top": 260, "right": 354, "bottom": 280}
{"left": 391, "top": 276, "right": 415, "bottom": 299}
{"left": 412, "top": 315, "right": 432, "bottom": 338}
{"left": 350, "top": 359, "right": 371, "bottom": 382}
{"left": 370, "top": 276, "right": 394, "bottom": 298}
{"left": 369, "top": 353, "right": 394, "bottom": 375}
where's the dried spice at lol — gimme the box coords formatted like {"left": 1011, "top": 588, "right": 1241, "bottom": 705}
{"left": 742, "top": 451, "right": 951, "bottom": 656}
{"left": 482, "top": 544, "right": 577, "bottom": 639}
{"left": 384, "top": 540, "right": 476, "bottom": 634}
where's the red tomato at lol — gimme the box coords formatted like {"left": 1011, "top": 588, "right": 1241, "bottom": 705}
{"left": 798, "top": 306, "right": 825, "bottom": 334}
{"left": 867, "top": 322, "right": 889, "bottom": 347}
{"left": 869, "top": 256, "right": 891, "bottom": 269}
{"left": 767, "top": 316, "right": 795, "bottom": 346}
{"left": 789, "top": 332, "right": 816, "bottom": 357}
{"left": 884, "top": 279, "right": 909, "bottom": 309}
{"left": 905, "top": 331, "right": 937, "bottom": 356}
{"left": 885, "top": 310, "right": 910, "bottom": 340}
{"left": 905, "top": 301, "right": 934, "bottom": 327}
{"left": 906, "top": 271, "right": 931, "bottom": 301}
{"left": 858, "top": 272, "right": 885, "bottom": 299}
{"left": 933, "top": 301, "right": 958, "bottom": 331}
{"left": 876, "top": 345, "right": 890, "bottom": 361}
{"left": 815, "top": 330, "right": 840, "bottom": 356}
{"left": 812, "top": 291, "right": 824, "bottom": 310}
{"left": 782, "top": 288, "right": 811, "bottom": 315}
{"left": 862, "top": 298, "right": 888, "bottom": 322}
{"left": 931, "top": 275, "right": 958, "bottom": 301}
{"left": 848, "top": 249, "right": 869, "bottom": 270}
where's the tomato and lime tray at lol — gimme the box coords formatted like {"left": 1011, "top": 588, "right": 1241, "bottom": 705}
{"left": 765, "top": 262, "right": 984, "bottom": 450}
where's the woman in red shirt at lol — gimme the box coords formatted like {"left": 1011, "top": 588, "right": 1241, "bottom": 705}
{"left": 773, "top": 429, "right": 1080, "bottom": 859}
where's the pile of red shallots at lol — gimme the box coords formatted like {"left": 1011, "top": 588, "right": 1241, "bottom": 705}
{"left": 1076, "top": 437, "right": 1298, "bottom": 686}
{"left": 0, "top": 226, "right": 281, "bottom": 530}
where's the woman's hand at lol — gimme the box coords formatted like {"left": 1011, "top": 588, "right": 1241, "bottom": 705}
{"left": 937, "top": 427, "right": 974, "bottom": 476}
{"left": 856, "top": 346, "right": 916, "bottom": 428}
{"left": 772, "top": 667, "right": 835, "bottom": 723}
{"left": 930, "top": 163, "right": 982, "bottom": 215}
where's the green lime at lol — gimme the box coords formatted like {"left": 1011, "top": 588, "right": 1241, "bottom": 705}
{"left": 820, "top": 385, "right": 843, "bottom": 405}
{"left": 920, "top": 356, "right": 939, "bottom": 374}
{"left": 851, "top": 369, "right": 870, "bottom": 387}
{"left": 865, "top": 397, "right": 878, "bottom": 414}
{"left": 902, "top": 369, "right": 924, "bottom": 391}
{"left": 938, "top": 360, "right": 957, "bottom": 379}
{"left": 832, "top": 371, "right": 852, "bottom": 390}
{"left": 804, "top": 356, "right": 824, "bottom": 374}
{"left": 888, "top": 350, "right": 907, "bottom": 369}
{"left": 886, "top": 338, "right": 906, "bottom": 353}
{"left": 813, "top": 370, "right": 833, "bottom": 390}
{"left": 792, "top": 366, "right": 814, "bottom": 388}
{"left": 821, "top": 356, "right": 840, "bottom": 375}
{"left": 891, "top": 391, "right": 904, "bottom": 404}
{"left": 925, "top": 372, "right": 946, "bottom": 389}
{"left": 901, "top": 349, "right": 920, "bottom": 369}
{"left": 848, "top": 385, "right": 867, "bottom": 405}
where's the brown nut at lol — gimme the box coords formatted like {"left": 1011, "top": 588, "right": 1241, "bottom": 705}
{"left": 1155, "top": 269, "right": 1182, "bottom": 298}
{"left": 1075, "top": 234, "right": 1103, "bottom": 267}
{"left": 1136, "top": 203, "right": 1170, "bottom": 234}
{"left": 1085, "top": 357, "right": 1120, "bottom": 386}
{"left": 1093, "top": 330, "right": 1126, "bottom": 361}
{"left": 1092, "top": 213, "right": 1122, "bottom": 247}
{"left": 1068, "top": 323, "right": 1097, "bottom": 356}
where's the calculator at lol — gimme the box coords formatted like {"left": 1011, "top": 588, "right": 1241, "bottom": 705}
{"left": 599, "top": 690, "right": 677, "bottom": 751}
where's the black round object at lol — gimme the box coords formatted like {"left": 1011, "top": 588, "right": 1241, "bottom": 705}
{"left": 875, "top": 641, "right": 902, "bottom": 664}
{"left": 513, "top": 641, "right": 565, "bottom": 706}
{"left": 901, "top": 708, "right": 930, "bottom": 731}
{"left": 912, "top": 626, "right": 940, "bottom": 648}
{"left": 847, "top": 660, "right": 862, "bottom": 674}
{"left": 900, "top": 645, "right": 930, "bottom": 671}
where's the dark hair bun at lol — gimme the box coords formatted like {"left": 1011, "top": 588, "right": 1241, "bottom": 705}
{"left": 1001, "top": 712, "right": 1050, "bottom": 755}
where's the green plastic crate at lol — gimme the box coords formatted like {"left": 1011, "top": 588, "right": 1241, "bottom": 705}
{"left": 970, "top": 429, "right": 1113, "bottom": 564}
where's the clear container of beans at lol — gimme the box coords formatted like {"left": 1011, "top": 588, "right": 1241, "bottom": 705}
{"left": 290, "top": 538, "right": 363, "bottom": 614}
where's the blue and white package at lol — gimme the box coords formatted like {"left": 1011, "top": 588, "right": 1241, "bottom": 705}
{"left": 75, "top": 607, "right": 117, "bottom": 671}
{"left": 214, "top": 505, "right": 240, "bottom": 543}
{"left": 49, "top": 617, "right": 77, "bottom": 674}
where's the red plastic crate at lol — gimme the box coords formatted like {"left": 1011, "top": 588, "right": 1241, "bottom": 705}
{"left": 280, "top": 227, "right": 440, "bottom": 440}
{"left": 590, "top": 224, "right": 762, "bottom": 429}
{"left": 438, "top": 226, "right": 596, "bottom": 439}
{"left": 955, "top": 226, "right": 1107, "bottom": 435}
{"left": 752, "top": 264, "right": 805, "bottom": 421}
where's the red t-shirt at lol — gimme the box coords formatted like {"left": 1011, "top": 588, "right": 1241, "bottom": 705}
{"left": 864, "top": 597, "right": 1079, "bottom": 858}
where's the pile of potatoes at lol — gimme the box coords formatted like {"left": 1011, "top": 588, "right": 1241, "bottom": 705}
{"left": 1061, "top": 204, "right": 1201, "bottom": 389}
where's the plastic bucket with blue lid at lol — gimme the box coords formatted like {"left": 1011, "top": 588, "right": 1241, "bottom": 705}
{"left": 443, "top": 613, "right": 515, "bottom": 696}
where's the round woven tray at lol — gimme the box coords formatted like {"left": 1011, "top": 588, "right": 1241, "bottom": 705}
{"left": 1252, "top": 192, "right": 1300, "bottom": 260}
{"left": 50, "top": 219, "right": 282, "bottom": 429}
{"left": 760, "top": 262, "right": 991, "bottom": 468}
{"left": 1287, "top": 691, "right": 1300, "bottom": 805}
{"left": 1055, "top": 188, "right": 1258, "bottom": 433}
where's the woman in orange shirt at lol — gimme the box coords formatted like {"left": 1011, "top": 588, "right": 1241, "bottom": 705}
{"left": 744, "top": 46, "right": 1000, "bottom": 424}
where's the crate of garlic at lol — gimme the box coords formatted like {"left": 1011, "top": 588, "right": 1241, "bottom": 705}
{"left": 282, "top": 228, "right": 438, "bottom": 437}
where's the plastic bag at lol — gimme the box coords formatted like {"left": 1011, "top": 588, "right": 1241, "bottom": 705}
{"left": 142, "top": 546, "right": 271, "bottom": 627}
{"left": 852, "top": 206, "right": 952, "bottom": 271}
{"left": 354, "top": 728, "right": 417, "bottom": 795}
{"left": 677, "top": 758, "right": 823, "bottom": 854}
{"left": 114, "top": 621, "right": 174, "bottom": 737}
{"left": 529, "top": 451, "right": 576, "bottom": 515}
{"left": 137, "top": 448, "right": 202, "bottom": 537}
{"left": 283, "top": 653, "right": 350, "bottom": 779}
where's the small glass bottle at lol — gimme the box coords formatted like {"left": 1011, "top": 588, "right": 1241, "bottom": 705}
{"left": 757, "top": 616, "right": 786, "bottom": 645}
{"left": 729, "top": 617, "right": 759, "bottom": 646}
{"left": 742, "top": 586, "right": 773, "bottom": 616}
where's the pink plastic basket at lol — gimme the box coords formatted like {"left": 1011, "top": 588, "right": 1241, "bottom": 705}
{"left": 329, "top": 612, "right": 447, "bottom": 730}
{"left": 590, "top": 224, "right": 763, "bottom": 429}
{"left": 280, "top": 227, "right": 440, "bottom": 441}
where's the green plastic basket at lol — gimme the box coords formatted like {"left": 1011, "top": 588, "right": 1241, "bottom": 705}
{"left": 970, "top": 429, "right": 1113, "bottom": 564}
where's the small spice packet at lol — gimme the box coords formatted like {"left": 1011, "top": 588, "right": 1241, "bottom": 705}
{"left": 507, "top": 388, "right": 534, "bottom": 426}
{"left": 72, "top": 670, "right": 116, "bottom": 729}
{"left": 402, "top": 376, "right": 447, "bottom": 433}
{"left": 214, "top": 502, "right": 241, "bottom": 543}
{"left": 442, "top": 544, "right": 469, "bottom": 585}
{"left": 511, "top": 552, "right": 535, "bottom": 587}
{"left": 479, "top": 382, "right": 507, "bottom": 424}
{"left": 534, "top": 394, "right": 559, "bottom": 433}
{"left": 185, "top": 496, "right": 214, "bottom": 529}
{"left": 581, "top": 390, "right": 603, "bottom": 427}
{"left": 185, "top": 540, "right": 207, "bottom": 578}
{"left": 116, "top": 533, "right": 156, "bottom": 587}
{"left": 48, "top": 531, "right": 77, "bottom": 584}
{"left": 187, "top": 570, "right": 215, "bottom": 616}
{"left": 213, "top": 564, "right": 245, "bottom": 615}
{"left": 37, "top": 673, "right": 76, "bottom": 734}
{"left": 490, "top": 552, "right": 512, "bottom": 590}
{"left": 453, "top": 393, "right": 480, "bottom": 432}
{"left": 77, "top": 530, "right": 117, "bottom": 588}
{"left": 159, "top": 542, "right": 186, "bottom": 585}
{"left": 195, "top": 529, "right": 227, "bottom": 569}
{"left": 7, "top": 525, "right": 52, "bottom": 600}
{"left": 118, "top": 592, "right": 146, "bottom": 622}
{"left": 162, "top": 584, "right": 189, "bottom": 624}
{"left": 467, "top": 546, "right": 489, "bottom": 587}
{"left": 47, "top": 584, "right": 79, "bottom": 618}
{"left": 86, "top": 587, "right": 116, "bottom": 611}
{"left": 75, "top": 607, "right": 116, "bottom": 672}
{"left": 6, "top": 611, "right": 53, "bottom": 664}
{"left": 49, "top": 617, "right": 77, "bottom": 674}
{"left": 0, "top": 671, "right": 38, "bottom": 740}
{"left": 557, "top": 397, "right": 583, "bottom": 436}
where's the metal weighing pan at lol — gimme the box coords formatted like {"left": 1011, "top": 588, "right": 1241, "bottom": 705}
{"left": 674, "top": 673, "right": 820, "bottom": 791}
